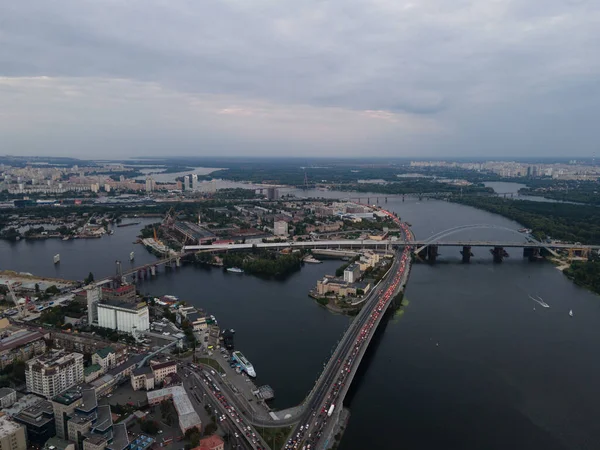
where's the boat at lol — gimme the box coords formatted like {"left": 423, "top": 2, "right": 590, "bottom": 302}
{"left": 227, "top": 267, "right": 244, "bottom": 273}
{"left": 569, "top": 309, "right": 573, "bottom": 317}
{"left": 62, "top": 236, "right": 70, "bottom": 241}
{"left": 231, "top": 351, "right": 256, "bottom": 377}
{"left": 222, "top": 329, "right": 235, "bottom": 350}
{"left": 130, "top": 251, "right": 135, "bottom": 261}
{"left": 303, "top": 255, "right": 322, "bottom": 264}
{"left": 53, "top": 254, "right": 60, "bottom": 264}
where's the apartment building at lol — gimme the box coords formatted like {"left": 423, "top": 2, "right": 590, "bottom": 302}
{"left": 0, "top": 416, "right": 26, "bottom": 450}
{"left": 25, "top": 351, "right": 84, "bottom": 399}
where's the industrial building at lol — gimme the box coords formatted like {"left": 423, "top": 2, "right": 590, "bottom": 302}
{"left": 97, "top": 301, "right": 150, "bottom": 334}
{"left": 25, "top": 351, "right": 84, "bottom": 399}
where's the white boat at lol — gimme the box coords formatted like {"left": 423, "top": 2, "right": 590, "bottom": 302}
{"left": 569, "top": 309, "right": 573, "bottom": 317}
{"left": 227, "top": 267, "right": 244, "bottom": 273}
{"left": 303, "top": 256, "right": 322, "bottom": 264}
{"left": 130, "top": 251, "right": 135, "bottom": 261}
{"left": 53, "top": 254, "right": 60, "bottom": 264}
{"left": 232, "top": 351, "right": 256, "bottom": 377}
{"left": 62, "top": 236, "right": 70, "bottom": 241}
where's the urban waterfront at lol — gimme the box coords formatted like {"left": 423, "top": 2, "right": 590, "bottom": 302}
{"left": 2, "top": 193, "right": 600, "bottom": 449}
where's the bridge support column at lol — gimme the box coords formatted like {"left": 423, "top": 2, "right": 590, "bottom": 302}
{"left": 150, "top": 265, "right": 156, "bottom": 276}
{"left": 523, "top": 247, "right": 542, "bottom": 261}
{"left": 461, "top": 246, "right": 473, "bottom": 263}
{"left": 427, "top": 245, "right": 439, "bottom": 264}
{"left": 176, "top": 257, "right": 181, "bottom": 267}
{"left": 490, "top": 247, "right": 508, "bottom": 263}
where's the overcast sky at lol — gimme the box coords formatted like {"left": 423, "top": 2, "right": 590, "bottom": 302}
{"left": 1, "top": 0, "right": 599, "bottom": 158}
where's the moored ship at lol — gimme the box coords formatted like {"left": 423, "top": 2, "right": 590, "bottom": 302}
{"left": 232, "top": 350, "right": 256, "bottom": 377}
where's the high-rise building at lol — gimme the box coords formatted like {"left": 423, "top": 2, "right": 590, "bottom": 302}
{"left": 265, "top": 187, "right": 279, "bottom": 200}
{"left": 25, "top": 351, "right": 84, "bottom": 399}
{"left": 86, "top": 286, "right": 101, "bottom": 325}
{"left": 145, "top": 177, "right": 154, "bottom": 193}
{"left": 191, "top": 174, "right": 198, "bottom": 191}
{"left": 183, "top": 176, "right": 190, "bottom": 191}
{"left": 0, "top": 416, "right": 27, "bottom": 450}
{"left": 52, "top": 386, "right": 84, "bottom": 439}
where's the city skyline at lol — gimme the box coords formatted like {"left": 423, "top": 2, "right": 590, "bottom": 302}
{"left": 1, "top": 0, "right": 599, "bottom": 158}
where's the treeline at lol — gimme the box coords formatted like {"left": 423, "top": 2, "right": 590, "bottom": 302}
{"left": 563, "top": 260, "right": 600, "bottom": 295}
{"left": 453, "top": 196, "right": 600, "bottom": 244}
{"left": 339, "top": 180, "right": 493, "bottom": 195}
{"left": 519, "top": 180, "right": 600, "bottom": 205}
{"left": 222, "top": 250, "right": 303, "bottom": 277}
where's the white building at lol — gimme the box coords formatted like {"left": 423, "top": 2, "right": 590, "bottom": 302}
{"left": 0, "top": 388, "right": 16, "bottom": 408}
{"left": 274, "top": 220, "right": 289, "bottom": 236}
{"left": 86, "top": 285, "right": 102, "bottom": 325}
{"left": 343, "top": 264, "right": 361, "bottom": 283}
{"left": 0, "top": 416, "right": 26, "bottom": 450}
{"left": 25, "top": 351, "right": 84, "bottom": 399}
{"left": 183, "top": 176, "right": 190, "bottom": 191}
{"left": 97, "top": 302, "right": 150, "bottom": 334}
{"left": 191, "top": 174, "right": 198, "bottom": 191}
{"left": 145, "top": 177, "right": 155, "bottom": 193}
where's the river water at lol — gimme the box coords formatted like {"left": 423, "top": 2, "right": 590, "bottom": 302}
{"left": 1, "top": 192, "right": 599, "bottom": 449}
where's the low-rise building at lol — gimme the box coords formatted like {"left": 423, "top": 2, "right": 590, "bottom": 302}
{"left": 274, "top": 220, "right": 289, "bottom": 236}
{"left": 0, "top": 328, "right": 47, "bottom": 369}
{"left": 12, "top": 398, "right": 55, "bottom": 445}
{"left": 25, "top": 351, "right": 84, "bottom": 399}
{"left": 0, "top": 415, "right": 26, "bottom": 450}
{"left": 0, "top": 388, "right": 17, "bottom": 408}
{"left": 151, "top": 361, "right": 177, "bottom": 384}
{"left": 131, "top": 367, "right": 155, "bottom": 391}
{"left": 92, "top": 347, "right": 117, "bottom": 372}
{"left": 84, "top": 364, "right": 103, "bottom": 383}
{"left": 43, "top": 437, "right": 75, "bottom": 450}
{"left": 196, "top": 435, "right": 224, "bottom": 450}
{"left": 146, "top": 386, "right": 201, "bottom": 433}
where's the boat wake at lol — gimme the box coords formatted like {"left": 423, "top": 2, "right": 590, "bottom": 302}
{"left": 529, "top": 295, "right": 550, "bottom": 308}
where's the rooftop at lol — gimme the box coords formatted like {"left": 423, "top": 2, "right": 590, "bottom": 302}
{"left": 98, "top": 300, "right": 147, "bottom": 311}
{"left": 197, "top": 435, "right": 224, "bottom": 450}
{"left": 146, "top": 386, "right": 200, "bottom": 430}
{"left": 0, "top": 387, "right": 15, "bottom": 398}
{"left": 107, "top": 423, "right": 130, "bottom": 450}
{"left": 44, "top": 437, "right": 73, "bottom": 450}
{"left": 107, "top": 354, "right": 146, "bottom": 377}
{"left": 0, "top": 329, "right": 45, "bottom": 353}
{"left": 127, "top": 433, "right": 153, "bottom": 450}
{"left": 84, "top": 364, "right": 102, "bottom": 376}
{"left": 3, "top": 394, "right": 45, "bottom": 416}
{"left": 52, "top": 385, "right": 83, "bottom": 406}
{"left": 0, "top": 415, "right": 23, "bottom": 438}
{"left": 27, "top": 350, "right": 83, "bottom": 372}
{"left": 151, "top": 360, "right": 177, "bottom": 371}
{"left": 13, "top": 399, "right": 54, "bottom": 427}
{"left": 94, "top": 347, "right": 115, "bottom": 359}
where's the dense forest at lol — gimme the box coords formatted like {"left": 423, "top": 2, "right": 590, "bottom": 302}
{"left": 452, "top": 196, "right": 600, "bottom": 244}
{"left": 222, "top": 250, "right": 303, "bottom": 278}
{"left": 519, "top": 180, "right": 600, "bottom": 205}
{"left": 563, "top": 260, "right": 600, "bottom": 295}
{"left": 338, "top": 180, "right": 493, "bottom": 195}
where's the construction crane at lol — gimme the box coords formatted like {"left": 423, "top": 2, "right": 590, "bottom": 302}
{"left": 3, "top": 282, "right": 26, "bottom": 318}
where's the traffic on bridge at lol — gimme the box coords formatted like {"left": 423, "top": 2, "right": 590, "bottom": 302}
{"left": 285, "top": 210, "right": 413, "bottom": 450}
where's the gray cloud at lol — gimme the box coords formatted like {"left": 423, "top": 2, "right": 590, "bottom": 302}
{"left": 0, "top": 0, "right": 599, "bottom": 157}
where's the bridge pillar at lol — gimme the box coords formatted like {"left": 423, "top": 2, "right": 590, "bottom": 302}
{"left": 427, "top": 245, "right": 439, "bottom": 264}
{"left": 461, "top": 246, "right": 473, "bottom": 263}
{"left": 150, "top": 265, "right": 156, "bottom": 276}
{"left": 523, "top": 247, "right": 542, "bottom": 261}
{"left": 385, "top": 197, "right": 388, "bottom": 203}
{"left": 490, "top": 246, "right": 508, "bottom": 263}
{"left": 176, "top": 257, "right": 181, "bottom": 267}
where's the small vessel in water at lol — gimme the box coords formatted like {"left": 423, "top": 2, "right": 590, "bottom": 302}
{"left": 569, "top": 309, "right": 573, "bottom": 317}
{"left": 130, "top": 251, "right": 135, "bottom": 261}
{"left": 303, "top": 255, "right": 322, "bottom": 264}
{"left": 53, "top": 254, "right": 60, "bottom": 264}
{"left": 227, "top": 267, "right": 244, "bottom": 273}
{"left": 62, "top": 236, "right": 70, "bottom": 241}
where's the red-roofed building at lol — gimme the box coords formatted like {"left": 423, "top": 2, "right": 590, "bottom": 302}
{"left": 102, "top": 284, "right": 136, "bottom": 301}
{"left": 195, "top": 435, "right": 224, "bottom": 450}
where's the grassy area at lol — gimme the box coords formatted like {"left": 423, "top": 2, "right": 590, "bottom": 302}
{"left": 256, "top": 426, "right": 293, "bottom": 450}
{"left": 197, "top": 358, "right": 225, "bottom": 374}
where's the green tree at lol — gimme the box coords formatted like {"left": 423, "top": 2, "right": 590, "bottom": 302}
{"left": 140, "top": 419, "right": 160, "bottom": 435}
{"left": 84, "top": 272, "right": 95, "bottom": 284}
{"left": 203, "top": 422, "right": 218, "bottom": 436}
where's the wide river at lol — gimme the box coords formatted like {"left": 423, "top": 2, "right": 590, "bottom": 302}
{"left": 1, "top": 189, "right": 599, "bottom": 450}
